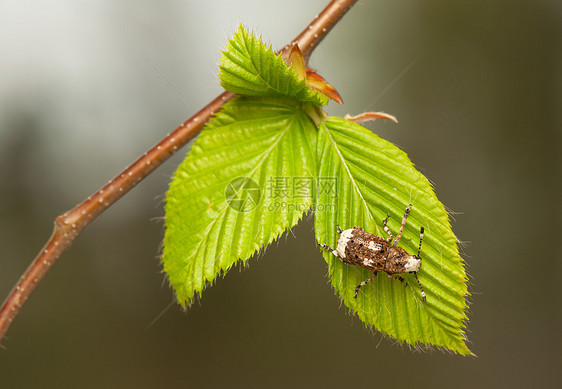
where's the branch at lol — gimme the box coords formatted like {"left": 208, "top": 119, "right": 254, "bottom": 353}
{"left": 0, "top": 0, "right": 358, "bottom": 343}
{"left": 279, "top": 0, "right": 357, "bottom": 62}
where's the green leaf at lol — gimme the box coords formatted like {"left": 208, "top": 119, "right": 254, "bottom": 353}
{"left": 163, "top": 95, "right": 318, "bottom": 306}
{"left": 219, "top": 25, "right": 328, "bottom": 106}
{"left": 315, "top": 117, "right": 471, "bottom": 355}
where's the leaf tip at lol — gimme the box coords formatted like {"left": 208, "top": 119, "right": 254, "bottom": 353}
{"left": 305, "top": 69, "right": 343, "bottom": 104}
{"left": 286, "top": 44, "right": 306, "bottom": 81}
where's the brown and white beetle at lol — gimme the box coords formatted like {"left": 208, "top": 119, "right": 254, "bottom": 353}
{"left": 319, "top": 204, "right": 426, "bottom": 302}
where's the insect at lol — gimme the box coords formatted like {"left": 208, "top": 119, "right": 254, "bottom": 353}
{"left": 319, "top": 204, "right": 426, "bottom": 302}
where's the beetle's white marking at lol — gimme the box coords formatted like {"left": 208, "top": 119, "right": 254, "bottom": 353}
{"left": 362, "top": 258, "right": 374, "bottom": 266}
{"left": 404, "top": 255, "right": 421, "bottom": 272}
{"left": 368, "top": 241, "right": 382, "bottom": 251}
{"left": 336, "top": 228, "right": 354, "bottom": 258}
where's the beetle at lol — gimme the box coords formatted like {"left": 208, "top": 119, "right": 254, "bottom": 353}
{"left": 319, "top": 204, "right": 426, "bottom": 302}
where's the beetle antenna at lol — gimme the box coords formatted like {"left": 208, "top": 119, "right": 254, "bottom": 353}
{"left": 417, "top": 226, "right": 425, "bottom": 257}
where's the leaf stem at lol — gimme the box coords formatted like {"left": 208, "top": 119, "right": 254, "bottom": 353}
{"left": 0, "top": 0, "right": 358, "bottom": 343}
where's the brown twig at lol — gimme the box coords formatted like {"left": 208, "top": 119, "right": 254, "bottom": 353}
{"left": 0, "top": 0, "right": 358, "bottom": 343}
{"left": 279, "top": 0, "right": 357, "bottom": 62}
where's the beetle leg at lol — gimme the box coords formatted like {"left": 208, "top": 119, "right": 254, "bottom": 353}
{"left": 393, "top": 204, "right": 412, "bottom": 246}
{"left": 382, "top": 215, "right": 393, "bottom": 242}
{"left": 388, "top": 274, "right": 407, "bottom": 286}
{"left": 412, "top": 271, "right": 426, "bottom": 302}
{"left": 317, "top": 242, "right": 341, "bottom": 260}
{"left": 354, "top": 271, "right": 378, "bottom": 298}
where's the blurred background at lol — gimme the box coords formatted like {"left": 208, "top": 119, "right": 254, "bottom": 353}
{"left": 1, "top": 0, "right": 560, "bottom": 387}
